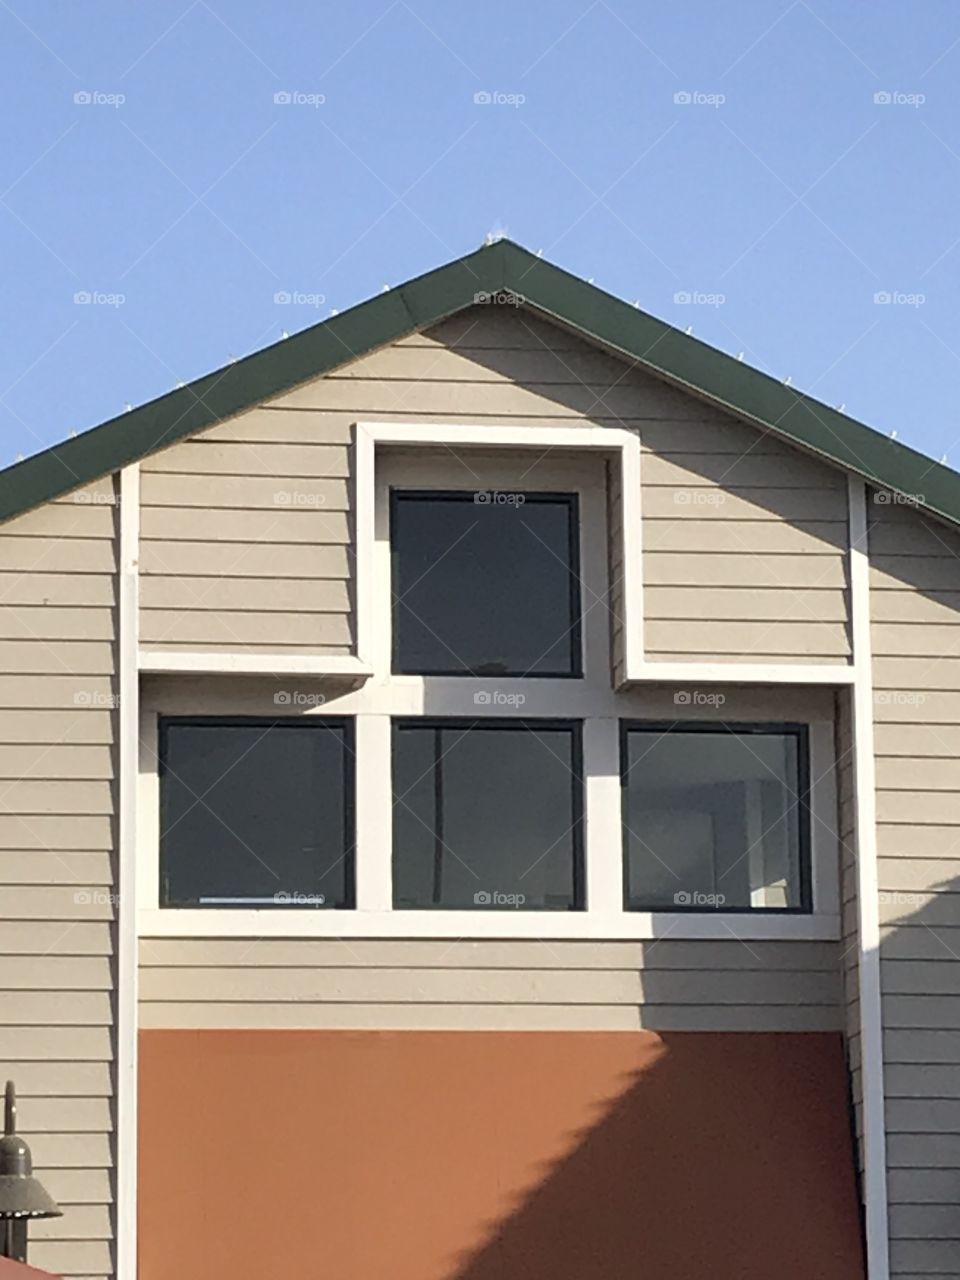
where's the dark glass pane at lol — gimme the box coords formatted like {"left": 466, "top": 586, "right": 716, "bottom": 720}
{"left": 160, "top": 720, "right": 352, "bottom": 908}
{"left": 391, "top": 492, "right": 580, "bottom": 676}
{"left": 622, "top": 728, "right": 806, "bottom": 912}
{"left": 393, "top": 722, "right": 582, "bottom": 910}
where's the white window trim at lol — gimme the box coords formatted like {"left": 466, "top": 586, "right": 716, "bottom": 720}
{"left": 138, "top": 700, "right": 840, "bottom": 941}
{"left": 136, "top": 426, "right": 843, "bottom": 941}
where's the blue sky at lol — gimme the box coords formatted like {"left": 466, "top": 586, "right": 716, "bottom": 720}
{"left": 2, "top": 0, "right": 959, "bottom": 464}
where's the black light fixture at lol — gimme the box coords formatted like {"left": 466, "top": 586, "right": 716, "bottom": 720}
{"left": 0, "top": 1081, "right": 62, "bottom": 1263}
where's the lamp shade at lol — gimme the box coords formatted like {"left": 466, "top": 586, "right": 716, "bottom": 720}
{"left": 0, "top": 1085, "right": 61, "bottom": 1221}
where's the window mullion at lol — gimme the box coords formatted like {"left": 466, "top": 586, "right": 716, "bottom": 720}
{"left": 354, "top": 713, "right": 393, "bottom": 912}
{"left": 583, "top": 716, "right": 623, "bottom": 921}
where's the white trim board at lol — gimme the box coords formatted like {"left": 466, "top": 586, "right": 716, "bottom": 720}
{"left": 135, "top": 420, "right": 856, "bottom": 689}
{"left": 137, "top": 699, "right": 840, "bottom": 942}
{"left": 354, "top": 421, "right": 644, "bottom": 679}
{"left": 847, "top": 476, "right": 891, "bottom": 1280}
{"left": 116, "top": 463, "right": 140, "bottom": 1280}
{"left": 139, "top": 651, "right": 372, "bottom": 678}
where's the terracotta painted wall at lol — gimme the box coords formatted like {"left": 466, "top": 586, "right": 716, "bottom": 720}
{"left": 139, "top": 1030, "right": 865, "bottom": 1280}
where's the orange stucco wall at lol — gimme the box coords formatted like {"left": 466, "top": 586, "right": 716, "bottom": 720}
{"left": 139, "top": 1030, "right": 865, "bottom": 1280}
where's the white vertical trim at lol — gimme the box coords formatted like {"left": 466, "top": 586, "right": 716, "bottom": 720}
{"left": 354, "top": 423, "right": 376, "bottom": 669}
{"left": 848, "top": 475, "right": 890, "bottom": 1280}
{"left": 583, "top": 717, "right": 622, "bottom": 918}
{"left": 138, "top": 711, "right": 160, "bottom": 915}
{"left": 117, "top": 463, "right": 140, "bottom": 1280}
{"left": 620, "top": 432, "right": 644, "bottom": 672}
{"left": 354, "top": 714, "right": 393, "bottom": 911}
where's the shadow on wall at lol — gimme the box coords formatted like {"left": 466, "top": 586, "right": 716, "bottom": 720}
{"left": 443, "top": 1033, "right": 862, "bottom": 1280}
{"left": 138, "top": 1028, "right": 865, "bottom": 1280}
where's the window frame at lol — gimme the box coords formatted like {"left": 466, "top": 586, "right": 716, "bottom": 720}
{"left": 156, "top": 714, "right": 356, "bottom": 911}
{"left": 389, "top": 489, "right": 584, "bottom": 679}
{"left": 135, "top": 425, "right": 841, "bottom": 943}
{"left": 619, "top": 720, "right": 813, "bottom": 916}
{"left": 391, "top": 716, "right": 585, "bottom": 912}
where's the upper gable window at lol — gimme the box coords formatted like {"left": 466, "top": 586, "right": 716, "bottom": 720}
{"left": 390, "top": 490, "right": 582, "bottom": 677}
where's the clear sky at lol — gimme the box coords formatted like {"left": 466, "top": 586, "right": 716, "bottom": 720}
{"left": 2, "top": 1, "right": 958, "bottom": 464}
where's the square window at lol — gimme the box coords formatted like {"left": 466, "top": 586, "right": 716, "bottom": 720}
{"left": 391, "top": 491, "right": 582, "bottom": 677}
{"left": 159, "top": 718, "right": 354, "bottom": 908}
{"left": 392, "top": 720, "right": 583, "bottom": 910}
{"left": 621, "top": 723, "right": 810, "bottom": 912}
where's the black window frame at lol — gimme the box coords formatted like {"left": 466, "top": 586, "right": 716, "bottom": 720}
{"left": 389, "top": 488, "right": 584, "bottom": 679}
{"left": 619, "top": 720, "right": 812, "bottom": 915}
{"left": 158, "top": 715, "right": 356, "bottom": 910}
{"left": 391, "top": 716, "right": 586, "bottom": 911}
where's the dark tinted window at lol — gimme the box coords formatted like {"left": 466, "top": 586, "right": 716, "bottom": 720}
{"left": 393, "top": 721, "right": 583, "bottom": 910}
{"left": 622, "top": 724, "right": 809, "bottom": 912}
{"left": 159, "top": 718, "right": 353, "bottom": 908}
{"left": 391, "top": 491, "right": 581, "bottom": 676}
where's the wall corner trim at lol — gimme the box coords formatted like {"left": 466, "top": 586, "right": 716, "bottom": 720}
{"left": 117, "top": 462, "right": 140, "bottom": 1280}
{"left": 847, "top": 474, "right": 890, "bottom": 1280}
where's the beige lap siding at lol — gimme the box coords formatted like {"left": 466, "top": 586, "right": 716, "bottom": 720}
{"left": 139, "top": 305, "right": 852, "bottom": 665}
{"left": 870, "top": 497, "right": 960, "bottom": 1276}
{"left": 139, "top": 412, "right": 354, "bottom": 654}
{"left": 138, "top": 938, "right": 840, "bottom": 1032}
{"left": 0, "top": 476, "right": 119, "bottom": 1280}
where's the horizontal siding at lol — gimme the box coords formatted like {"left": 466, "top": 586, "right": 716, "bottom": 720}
{"left": 137, "top": 304, "right": 858, "bottom": 667}
{"left": 871, "top": 499, "right": 960, "bottom": 1274}
{"left": 0, "top": 477, "right": 118, "bottom": 1280}
{"left": 139, "top": 413, "right": 354, "bottom": 654}
{"left": 138, "top": 939, "right": 841, "bottom": 1032}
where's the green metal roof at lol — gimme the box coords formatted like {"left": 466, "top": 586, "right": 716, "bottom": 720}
{"left": 1, "top": 237, "right": 954, "bottom": 525}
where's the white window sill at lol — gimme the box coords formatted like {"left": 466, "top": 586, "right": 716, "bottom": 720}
{"left": 137, "top": 908, "right": 839, "bottom": 941}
